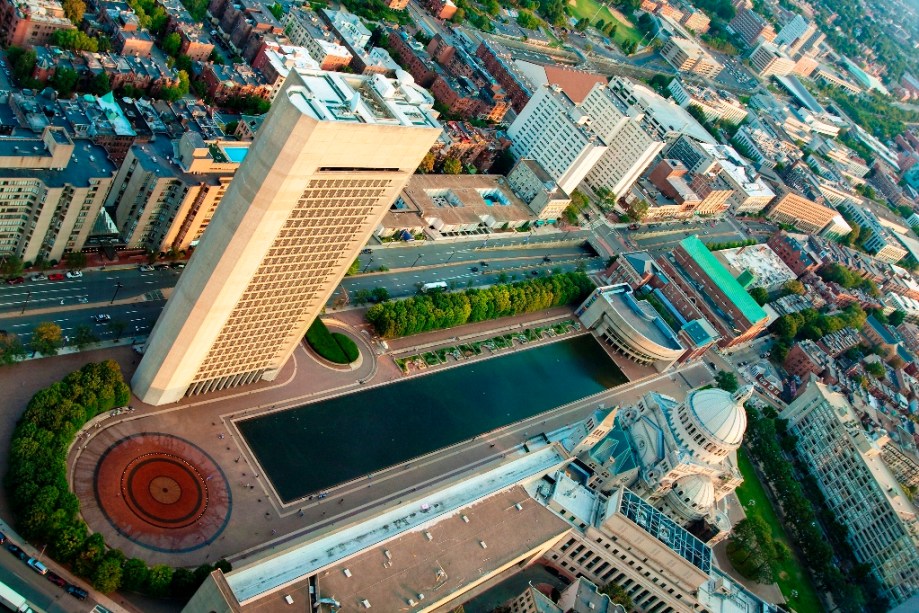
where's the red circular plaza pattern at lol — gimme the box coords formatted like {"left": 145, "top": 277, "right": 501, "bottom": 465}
{"left": 94, "top": 434, "right": 231, "bottom": 553}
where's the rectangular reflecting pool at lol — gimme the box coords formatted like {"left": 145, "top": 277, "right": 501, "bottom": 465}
{"left": 238, "top": 335, "right": 626, "bottom": 502}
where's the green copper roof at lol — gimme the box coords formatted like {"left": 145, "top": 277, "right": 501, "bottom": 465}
{"left": 680, "top": 236, "right": 768, "bottom": 324}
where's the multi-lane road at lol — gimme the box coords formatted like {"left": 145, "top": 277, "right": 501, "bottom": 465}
{"left": 1, "top": 240, "right": 599, "bottom": 345}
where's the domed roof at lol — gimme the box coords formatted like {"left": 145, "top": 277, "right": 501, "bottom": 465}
{"left": 687, "top": 386, "right": 750, "bottom": 448}
{"left": 667, "top": 474, "right": 715, "bottom": 519}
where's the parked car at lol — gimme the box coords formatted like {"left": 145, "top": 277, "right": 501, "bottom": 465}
{"left": 30, "top": 273, "right": 46, "bottom": 281}
{"left": 93, "top": 314, "right": 111, "bottom": 323}
{"left": 471, "top": 267, "right": 479, "bottom": 272}
{"left": 27, "top": 558, "right": 48, "bottom": 575}
{"left": 66, "top": 270, "right": 83, "bottom": 278}
{"left": 46, "top": 572, "right": 66, "bottom": 587}
{"left": 360, "top": 248, "right": 372, "bottom": 254}
{"left": 138, "top": 265, "right": 154, "bottom": 272}
{"left": 48, "top": 273, "right": 65, "bottom": 281}
{"left": 170, "top": 263, "right": 185, "bottom": 269}
{"left": 154, "top": 264, "right": 170, "bottom": 270}
{"left": 7, "top": 544, "right": 27, "bottom": 560}
{"left": 5, "top": 276, "right": 24, "bottom": 285}
{"left": 65, "top": 585, "right": 88, "bottom": 600}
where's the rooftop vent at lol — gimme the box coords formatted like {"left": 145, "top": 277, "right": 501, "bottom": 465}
{"left": 361, "top": 599, "right": 371, "bottom": 609}
{"left": 343, "top": 568, "right": 351, "bottom": 577}
{"left": 514, "top": 503, "right": 523, "bottom": 511}
{"left": 284, "top": 594, "right": 294, "bottom": 604}
{"left": 418, "top": 592, "right": 425, "bottom": 600}
{"left": 479, "top": 541, "right": 487, "bottom": 549}
{"left": 461, "top": 515, "right": 469, "bottom": 523}
{"left": 423, "top": 531, "right": 432, "bottom": 541}
{"left": 383, "top": 550, "right": 392, "bottom": 560}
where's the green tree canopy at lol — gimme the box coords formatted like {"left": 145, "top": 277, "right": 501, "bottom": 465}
{"left": 715, "top": 370, "right": 739, "bottom": 392}
{"left": 31, "top": 322, "right": 62, "bottom": 356}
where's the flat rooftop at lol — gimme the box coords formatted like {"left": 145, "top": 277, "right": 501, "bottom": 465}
{"left": 285, "top": 69, "right": 440, "bottom": 129}
{"left": 225, "top": 445, "right": 568, "bottom": 604}
{"left": 397, "top": 174, "right": 534, "bottom": 227}
{"left": 678, "top": 236, "right": 768, "bottom": 325}
{"left": 318, "top": 485, "right": 569, "bottom": 612}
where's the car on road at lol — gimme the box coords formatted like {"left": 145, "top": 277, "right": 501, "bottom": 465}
{"left": 5, "top": 276, "right": 24, "bottom": 284}
{"left": 93, "top": 314, "right": 111, "bottom": 323}
{"left": 154, "top": 264, "right": 170, "bottom": 270}
{"left": 471, "top": 267, "right": 479, "bottom": 272}
{"left": 0, "top": 531, "right": 5, "bottom": 544}
{"left": 7, "top": 544, "right": 26, "bottom": 560}
{"left": 543, "top": 256, "right": 552, "bottom": 262}
{"left": 480, "top": 261, "right": 489, "bottom": 267}
{"left": 77, "top": 297, "right": 89, "bottom": 304}
{"left": 27, "top": 558, "right": 48, "bottom": 575}
{"left": 360, "top": 248, "right": 372, "bottom": 254}
{"left": 170, "top": 263, "right": 185, "bottom": 269}
{"left": 66, "top": 585, "right": 88, "bottom": 600}
{"left": 531, "top": 270, "right": 539, "bottom": 275}
{"left": 138, "top": 264, "right": 154, "bottom": 272}
{"left": 46, "top": 572, "right": 66, "bottom": 587}
{"left": 66, "top": 270, "right": 83, "bottom": 278}
{"left": 48, "top": 273, "right": 65, "bottom": 281}
{"left": 30, "top": 273, "right": 46, "bottom": 281}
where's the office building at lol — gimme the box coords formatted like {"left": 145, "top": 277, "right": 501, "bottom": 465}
{"left": 773, "top": 14, "right": 814, "bottom": 47}
{"left": 0, "top": 127, "right": 115, "bottom": 263}
{"left": 661, "top": 236, "right": 769, "bottom": 347}
{"left": 108, "top": 134, "right": 249, "bottom": 253}
{"left": 0, "top": 0, "right": 74, "bottom": 46}
{"left": 576, "top": 284, "right": 685, "bottom": 371}
{"left": 748, "top": 42, "right": 796, "bottom": 77}
{"left": 668, "top": 80, "right": 748, "bottom": 125}
{"left": 660, "top": 37, "right": 723, "bottom": 78}
{"left": 765, "top": 190, "right": 850, "bottom": 237}
{"left": 838, "top": 202, "right": 908, "bottom": 264}
{"left": 506, "top": 158, "right": 571, "bottom": 220}
{"left": 507, "top": 577, "right": 624, "bottom": 613}
{"left": 781, "top": 380, "right": 919, "bottom": 604}
{"left": 728, "top": 8, "right": 776, "bottom": 46}
{"left": 579, "top": 83, "right": 664, "bottom": 199}
{"left": 507, "top": 84, "right": 607, "bottom": 195}
{"left": 132, "top": 70, "right": 440, "bottom": 405}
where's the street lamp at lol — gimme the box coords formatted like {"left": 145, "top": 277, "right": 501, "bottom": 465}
{"left": 20, "top": 290, "right": 30, "bottom": 315}
{"left": 362, "top": 257, "right": 374, "bottom": 273}
{"left": 445, "top": 250, "right": 456, "bottom": 264}
{"left": 411, "top": 253, "right": 423, "bottom": 268}
{"left": 110, "top": 281, "right": 124, "bottom": 304}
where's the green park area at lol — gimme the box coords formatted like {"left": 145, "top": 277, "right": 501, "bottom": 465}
{"left": 568, "top": 0, "right": 643, "bottom": 47}
{"left": 734, "top": 448, "right": 823, "bottom": 613}
{"left": 306, "top": 318, "right": 360, "bottom": 364}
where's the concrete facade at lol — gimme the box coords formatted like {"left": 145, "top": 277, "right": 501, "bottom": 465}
{"left": 132, "top": 70, "right": 440, "bottom": 405}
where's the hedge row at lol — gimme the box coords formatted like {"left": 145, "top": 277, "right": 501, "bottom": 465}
{"left": 306, "top": 318, "right": 359, "bottom": 364}
{"left": 4, "top": 361, "right": 230, "bottom": 597}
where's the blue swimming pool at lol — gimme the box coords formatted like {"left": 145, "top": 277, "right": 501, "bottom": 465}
{"left": 222, "top": 146, "right": 249, "bottom": 163}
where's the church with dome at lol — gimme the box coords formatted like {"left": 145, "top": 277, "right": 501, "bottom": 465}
{"left": 574, "top": 385, "right": 752, "bottom": 544}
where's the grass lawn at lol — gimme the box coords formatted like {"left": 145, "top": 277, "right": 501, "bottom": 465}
{"left": 568, "top": 0, "right": 642, "bottom": 47}
{"left": 735, "top": 448, "right": 824, "bottom": 613}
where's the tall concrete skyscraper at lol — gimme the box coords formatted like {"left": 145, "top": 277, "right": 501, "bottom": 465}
{"left": 133, "top": 69, "right": 441, "bottom": 405}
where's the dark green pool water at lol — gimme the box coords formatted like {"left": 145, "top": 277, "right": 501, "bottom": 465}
{"left": 238, "top": 335, "right": 626, "bottom": 502}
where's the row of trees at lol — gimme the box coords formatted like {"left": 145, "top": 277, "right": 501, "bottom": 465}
{"left": 704, "top": 239, "right": 757, "bottom": 251}
{"left": 0, "top": 318, "right": 137, "bottom": 366}
{"left": 4, "top": 361, "right": 232, "bottom": 596}
{"left": 744, "top": 406, "right": 887, "bottom": 611}
{"left": 365, "top": 272, "right": 594, "bottom": 338}
{"left": 726, "top": 516, "right": 791, "bottom": 584}
{"left": 816, "top": 263, "right": 880, "bottom": 297}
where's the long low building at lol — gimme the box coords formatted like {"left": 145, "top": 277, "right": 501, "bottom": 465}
{"left": 576, "top": 284, "right": 685, "bottom": 371}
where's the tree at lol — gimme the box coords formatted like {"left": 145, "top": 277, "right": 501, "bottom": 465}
{"left": 782, "top": 279, "right": 805, "bottom": 295}
{"left": 888, "top": 310, "right": 906, "bottom": 326}
{"left": 64, "top": 251, "right": 87, "bottom": 270}
{"left": 748, "top": 286, "right": 769, "bottom": 306}
{"left": 715, "top": 370, "right": 739, "bottom": 392}
{"left": 599, "top": 582, "right": 633, "bottom": 610}
{"left": 73, "top": 325, "right": 98, "bottom": 351}
{"left": 575, "top": 17, "right": 590, "bottom": 31}
{"left": 89, "top": 71, "right": 111, "bottom": 95}
{"left": 62, "top": 0, "right": 85, "bottom": 24}
{"left": 51, "top": 29, "right": 98, "bottom": 51}
{"left": 92, "top": 551, "right": 124, "bottom": 593}
{"left": 121, "top": 558, "right": 150, "bottom": 593}
{"left": 110, "top": 320, "right": 127, "bottom": 342}
{"left": 442, "top": 157, "right": 463, "bottom": 175}
{"left": 353, "top": 289, "right": 373, "bottom": 305}
{"left": 170, "top": 567, "right": 198, "bottom": 599}
{"left": 865, "top": 361, "right": 885, "bottom": 378}
{"left": 1, "top": 255, "right": 24, "bottom": 278}
{"left": 31, "top": 322, "right": 62, "bottom": 356}
{"left": 370, "top": 287, "right": 390, "bottom": 303}
{"left": 417, "top": 152, "right": 435, "bottom": 174}
{"left": 50, "top": 67, "right": 79, "bottom": 97}
{"left": 161, "top": 32, "right": 181, "bottom": 57}
{"left": 0, "top": 332, "right": 26, "bottom": 366}
{"left": 145, "top": 565, "right": 173, "bottom": 597}
{"left": 346, "top": 258, "right": 360, "bottom": 276}
{"left": 451, "top": 8, "right": 465, "bottom": 22}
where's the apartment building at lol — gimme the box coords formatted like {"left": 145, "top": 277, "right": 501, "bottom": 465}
{"left": 668, "top": 80, "right": 748, "bottom": 125}
{"left": 0, "top": 0, "right": 74, "bottom": 47}
{"left": 782, "top": 381, "right": 919, "bottom": 604}
{"left": 0, "top": 127, "right": 115, "bottom": 263}
{"left": 748, "top": 41, "right": 795, "bottom": 77}
{"left": 836, "top": 202, "right": 908, "bottom": 264}
{"left": 108, "top": 134, "right": 248, "bottom": 253}
{"left": 132, "top": 70, "right": 441, "bottom": 405}
{"left": 679, "top": 9, "right": 710, "bottom": 33}
{"left": 506, "top": 158, "right": 570, "bottom": 220}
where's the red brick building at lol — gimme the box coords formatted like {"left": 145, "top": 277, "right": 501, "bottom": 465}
{"left": 767, "top": 231, "right": 819, "bottom": 276}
